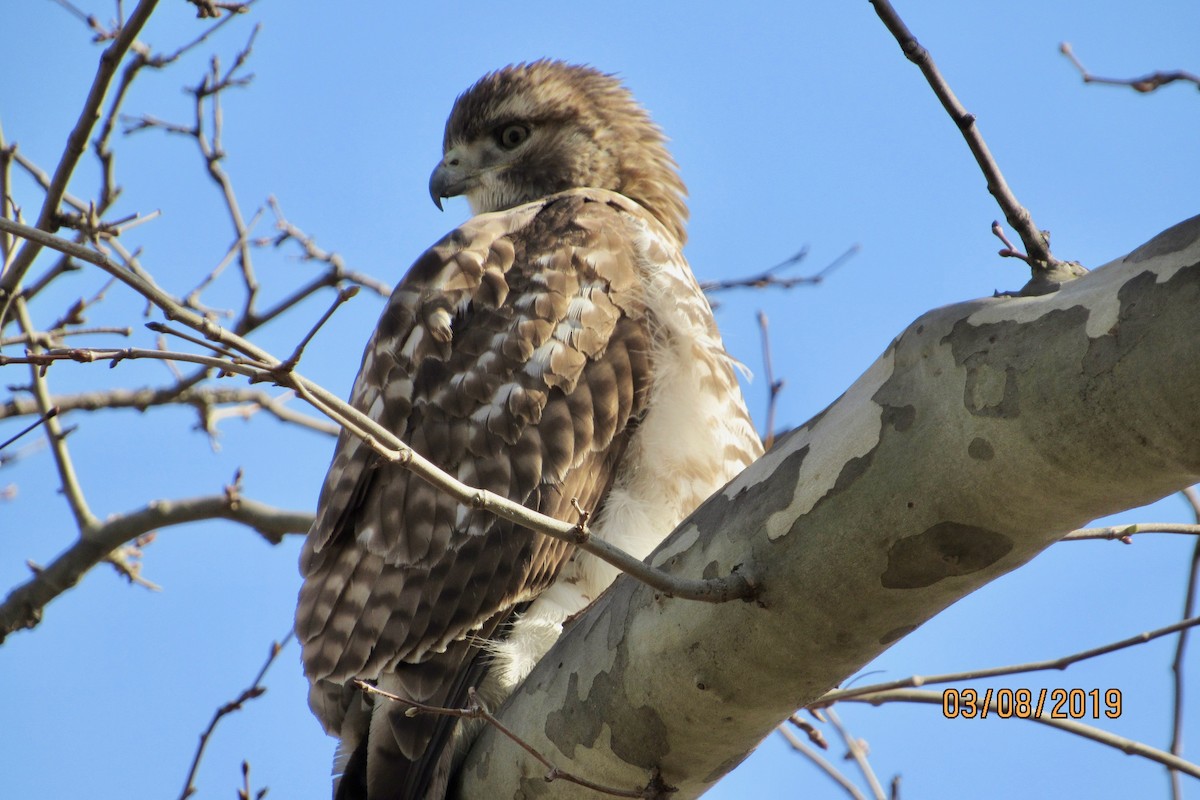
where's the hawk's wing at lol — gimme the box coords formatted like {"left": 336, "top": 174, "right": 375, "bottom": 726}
{"left": 295, "top": 188, "right": 662, "bottom": 797}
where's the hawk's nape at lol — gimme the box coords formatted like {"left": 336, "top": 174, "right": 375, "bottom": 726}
{"left": 294, "top": 60, "right": 763, "bottom": 800}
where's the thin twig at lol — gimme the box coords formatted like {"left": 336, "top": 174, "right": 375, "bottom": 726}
{"left": 826, "top": 707, "right": 886, "bottom": 800}
{"left": 0, "top": 406, "right": 58, "bottom": 452}
{"left": 146, "top": 321, "right": 245, "bottom": 360}
{"left": 237, "top": 759, "right": 267, "bottom": 800}
{"left": 356, "top": 682, "right": 654, "bottom": 798}
{"left": 868, "top": 0, "right": 1085, "bottom": 288}
{"left": 1060, "top": 43, "right": 1200, "bottom": 94}
{"left": 777, "top": 725, "right": 867, "bottom": 800}
{"left": 1169, "top": 487, "right": 1200, "bottom": 799}
{"left": 104, "top": 533, "right": 162, "bottom": 591}
{"left": 844, "top": 689, "right": 1200, "bottom": 778}
{"left": 1, "top": 125, "right": 13, "bottom": 265}
{"left": 8, "top": 148, "right": 92, "bottom": 215}
{"left": 261, "top": 196, "right": 391, "bottom": 297}
{"left": 818, "top": 615, "right": 1200, "bottom": 705}
{"left": 701, "top": 244, "right": 858, "bottom": 294}
{"left": 1061, "top": 523, "right": 1200, "bottom": 542}
{"left": 0, "top": 325, "right": 133, "bottom": 348}
{"left": 184, "top": 206, "right": 264, "bottom": 309}
{"left": 12, "top": 298, "right": 98, "bottom": 533}
{"left": 278, "top": 284, "right": 358, "bottom": 370}
{"left": 789, "top": 712, "right": 829, "bottom": 749}
{"left": 756, "top": 310, "right": 783, "bottom": 450}
{"left": 0, "top": 0, "right": 162, "bottom": 325}
{"left": 186, "top": 0, "right": 252, "bottom": 20}
{"left": 0, "top": 383, "right": 338, "bottom": 436}
{"left": 178, "top": 631, "right": 293, "bottom": 800}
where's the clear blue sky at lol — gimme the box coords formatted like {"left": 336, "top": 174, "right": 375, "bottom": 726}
{"left": 3, "top": 1, "right": 1199, "bottom": 798}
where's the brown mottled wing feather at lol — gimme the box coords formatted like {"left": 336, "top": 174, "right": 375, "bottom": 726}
{"left": 295, "top": 190, "right": 654, "bottom": 796}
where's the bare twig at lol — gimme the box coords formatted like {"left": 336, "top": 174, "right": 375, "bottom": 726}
{"left": 261, "top": 196, "right": 392, "bottom": 297}
{"left": 0, "top": 383, "right": 338, "bottom": 436}
{"left": 1, "top": 125, "right": 13, "bottom": 264}
{"left": 844, "top": 689, "right": 1200, "bottom": 778}
{"left": 1, "top": 325, "right": 133, "bottom": 348}
{"left": 1060, "top": 42, "right": 1200, "bottom": 94}
{"left": 788, "top": 712, "right": 829, "bottom": 749}
{"left": 778, "top": 724, "right": 867, "bottom": 800}
{"left": 826, "top": 707, "right": 886, "bottom": 800}
{"left": 1169, "top": 487, "right": 1200, "bottom": 799}
{"left": 186, "top": 0, "right": 252, "bottom": 19}
{"left": 8, "top": 147, "right": 92, "bottom": 215}
{"left": 146, "top": 321, "right": 245, "bottom": 361}
{"left": 237, "top": 760, "right": 267, "bottom": 800}
{"left": 356, "top": 682, "right": 655, "bottom": 798}
{"left": 123, "top": 25, "right": 263, "bottom": 324}
{"left": 818, "top": 615, "right": 1200, "bottom": 706}
{"left": 1061, "top": 523, "right": 1200, "bottom": 542}
{"left": 105, "top": 533, "right": 162, "bottom": 591}
{"left": 178, "top": 631, "right": 292, "bottom": 800}
{"left": 279, "top": 284, "right": 358, "bottom": 370}
{"left": 13, "top": 298, "right": 98, "bottom": 533}
{"left": 756, "top": 310, "right": 784, "bottom": 450}
{"left": 0, "top": 406, "right": 58, "bottom": 452}
{"left": 868, "top": 0, "right": 1086, "bottom": 291}
{"left": 701, "top": 244, "right": 858, "bottom": 294}
{"left": 0, "top": 495, "right": 311, "bottom": 641}
{"left": 183, "top": 206, "right": 264, "bottom": 310}
{"left": 0, "top": 0, "right": 162, "bottom": 325}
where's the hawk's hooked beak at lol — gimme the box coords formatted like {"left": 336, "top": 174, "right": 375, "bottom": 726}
{"left": 428, "top": 149, "right": 478, "bottom": 211}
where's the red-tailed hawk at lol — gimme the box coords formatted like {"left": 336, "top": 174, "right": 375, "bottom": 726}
{"left": 295, "top": 60, "right": 763, "bottom": 800}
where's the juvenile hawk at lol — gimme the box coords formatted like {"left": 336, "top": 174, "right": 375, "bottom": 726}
{"left": 295, "top": 60, "right": 763, "bottom": 800}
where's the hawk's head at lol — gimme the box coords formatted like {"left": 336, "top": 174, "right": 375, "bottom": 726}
{"left": 429, "top": 60, "right": 688, "bottom": 243}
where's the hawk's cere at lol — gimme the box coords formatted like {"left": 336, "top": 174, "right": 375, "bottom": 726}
{"left": 295, "top": 60, "right": 763, "bottom": 800}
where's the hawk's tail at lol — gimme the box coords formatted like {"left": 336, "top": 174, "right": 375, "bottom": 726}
{"left": 334, "top": 612, "right": 508, "bottom": 800}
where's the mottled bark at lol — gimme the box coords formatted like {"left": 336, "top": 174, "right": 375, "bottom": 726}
{"left": 457, "top": 214, "right": 1200, "bottom": 799}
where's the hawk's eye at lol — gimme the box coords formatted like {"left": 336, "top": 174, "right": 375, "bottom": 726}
{"left": 495, "top": 124, "right": 530, "bottom": 151}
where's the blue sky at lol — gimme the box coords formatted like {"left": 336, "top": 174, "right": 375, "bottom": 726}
{"left": 2, "top": 1, "right": 1199, "bottom": 798}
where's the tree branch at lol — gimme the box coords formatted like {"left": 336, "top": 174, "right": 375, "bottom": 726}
{"left": 0, "top": 0, "right": 161, "bottom": 324}
{"left": 12, "top": 297, "right": 98, "bottom": 533}
{"left": 1169, "top": 487, "right": 1200, "bottom": 799}
{"left": 777, "top": 725, "right": 867, "bottom": 800}
{"left": 1060, "top": 522, "right": 1200, "bottom": 542}
{"left": 0, "top": 216, "right": 755, "bottom": 608}
{"left": 1060, "top": 42, "right": 1200, "bottom": 94}
{"left": 817, "top": 615, "right": 1200, "bottom": 705}
{"left": 842, "top": 689, "right": 1200, "bottom": 779}
{"left": 457, "top": 216, "right": 1200, "bottom": 798}
{"left": 0, "top": 383, "right": 338, "bottom": 436}
{"left": 178, "top": 631, "right": 292, "bottom": 800}
{"left": 0, "top": 494, "right": 312, "bottom": 641}
{"left": 868, "top": 0, "right": 1086, "bottom": 292}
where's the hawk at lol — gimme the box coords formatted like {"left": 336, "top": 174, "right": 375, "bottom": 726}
{"left": 295, "top": 60, "right": 763, "bottom": 800}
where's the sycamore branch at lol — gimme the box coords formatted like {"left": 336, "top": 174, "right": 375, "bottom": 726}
{"left": 868, "top": 0, "right": 1087, "bottom": 294}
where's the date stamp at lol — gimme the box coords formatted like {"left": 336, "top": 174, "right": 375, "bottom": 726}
{"left": 942, "top": 688, "right": 1122, "bottom": 719}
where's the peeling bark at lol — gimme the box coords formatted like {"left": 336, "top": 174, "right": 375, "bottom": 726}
{"left": 456, "top": 214, "right": 1200, "bottom": 798}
